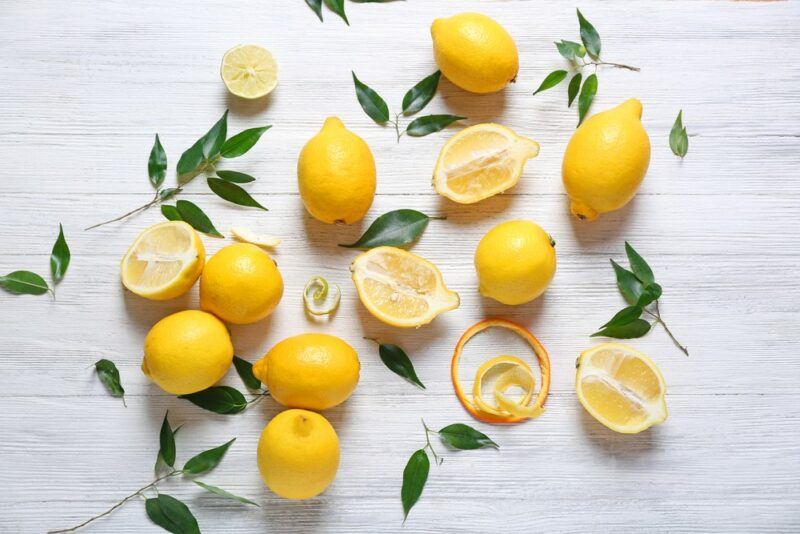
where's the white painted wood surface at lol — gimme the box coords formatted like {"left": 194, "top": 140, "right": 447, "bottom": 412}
{"left": 1, "top": 1, "right": 799, "bottom": 532}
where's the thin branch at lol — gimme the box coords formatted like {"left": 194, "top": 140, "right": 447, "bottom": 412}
{"left": 84, "top": 192, "right": 160, "bottom": 231}
{"left": 581, "top": 59, "right": 640, "bottom": 72}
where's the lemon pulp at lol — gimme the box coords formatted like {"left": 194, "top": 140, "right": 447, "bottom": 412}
{"left": 221, "top": 44, "right": 278, "bottom": 99}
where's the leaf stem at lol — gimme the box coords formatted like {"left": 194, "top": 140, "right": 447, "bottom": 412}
{"left": 84, "top": 191, "right": 161, "bottom": 231}
{"left": 421, "top": 419, "right": 443, "bottom": 466}
{"left": 645, "top": 302, "right": 689, "bottom": 356}
{"left": 390, "top": 113, "right": 404, "bottom": 144}
{"left": 48, "top": 470, "right": 182, "bottom": 533}
{"left": 580, "top": 59, "right": 640, "bottom": 72}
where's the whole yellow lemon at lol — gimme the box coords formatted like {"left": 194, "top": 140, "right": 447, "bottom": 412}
{"left": 562, "top": 99, "right": 651, "bottom": 221}
{"left": 200, "top": 243, "right": 283, "bottom": 325}
{"left": 141, "top": 310, "right": 233, "bottom": 395}
{"left": 257, "top": 409, "right": 340, "bottom": 500}
{"left": 297, "top": 117, "right": 376, "bottom": 224}
{"left": 431, "top": 12, "right": 519, "bottom": 94}
{"left": 252, "top": 333, "right": 359, "bottom": 410}
{"left": 475, "top": 220, "right": 556, "bottom": 305}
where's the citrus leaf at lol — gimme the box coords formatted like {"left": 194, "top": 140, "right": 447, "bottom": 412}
{"left": 600, "top": 305, "right": 643, "bottom": 329}
{"left": 202, "top": 110, "right": 228, "bottom": 159}
{"left": 155, "top": 425, "right": 182, "bottom": 475}
{"left": 0, "top": 271, "right": 50, "bottom": 295}
{"left": 176, "top": 138, "right": 204, "bottom": 177}
{"left": 401, "top": 449, "right": 429, "bottom": 520}
{"left": 625, "top": 242, "right": 655, "bottom": 285}
{"left": 158, "top": 411, "right": 176, "bottom": 468}
{"left": 567, "top": 72, "right": 582, "bottom": 107}
{"left": 323, "top": 0, "right": 349, "bottom": 25}
{"left": 577, "top": 8, "right": 601, "bottom": 58}
{"left": 670, "top": 110, "right": 688, "bottom": 157}
{"left": 438, "top": 423, "right": 498, "bottom": 450}
{"left": 611, "top": 259, "right": 643, "bottom": 305}
{"left": 175, "top": 200, "right": 223, "bottom": 237}
{"left": 577, "top": 73, "right": 598, "bottom": 126}
{"left": 50, "top": 223, "right": 70, "bottom": 283}
{"left": 148, "top": 134, "right": 167, "bottom": 188}
{"left": 183, "top": 438, "right": 235, "bottom": 475}
{"left": 216, "top": 170, "right": 255, "bottom": 184}
{"left": 532, "top": 70, "right": 567, "bottom": 95}
{"left": 161, "top": 204, "right": 182, "bottom": 221}
{"left": 406, "top": 114, "right": 465, "bottom": 137}
{"left": 95, "top": 359, "right": 125, "bottom": 405}
{"left": 179, "top": 386, "right": 247, "bottom": 414}
{"left": 207, "top": 177, "right": 267, "bottom": 211}
{"left": 377, "top": 343, "right": 425, "bottom": 389}
{"left": 402, "top": 71, "right": 441, "bottom": 115}
{"left": 352, "top": 71, "right": 389, "bottom": 124}
{"left": 637, "top": 282, "right": 663, "bottom": 307}
{"left": 555, "top": 40, "right": 586, "bottom": 60}
{"left": 305, "top": 0, "right": 323, "bottom": 21}
{"left": 592, "top": 319, "right": 651, "bottom": 339}
{"left": 145, "top": 494, "right": 200, "bottom": 534}
{"left": 220, "top": 126, "right": 271, "bottom": 158}
{"left": 193, "top": 480, "right": 260, "bottom": 506}
{"left": 232, "top": 355, "right": 261, "bottom": 390}
{"left": 339, "top": 209, "right": 438, "bottom": 249}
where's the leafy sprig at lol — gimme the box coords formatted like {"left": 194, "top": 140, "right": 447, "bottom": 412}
{"left": 179, "top": 357, "right": 269, "bottom": 414}
{"left": 670, "top": 110, "right": 689, "bottom": 157}
{"left": 532, "top": 9, "right": 639, "bottom": 125}
{"left": 86, "top": 114, "right": 271, "bottom": 230}
{"left": 340, "top": 209, "right": 443, "bottom": 249}
{"left": 1, "top": 224, "right": 70, "bottom": 297}
{"left": 401, "top": 420, "right": 497, "bottom": 521}
{"left": 305, "top": 0, "right": 401, "bottom": 25}
{"left": 593, "top": 242, "right": 688, "bottom": 356}
{"left": 352, "top": 71, "right": 465, "bottom": 142}
{"left": 48, "top": 411, "right": 256, "bottom": 534}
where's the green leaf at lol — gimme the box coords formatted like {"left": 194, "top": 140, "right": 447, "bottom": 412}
{"left": 149, "top": 134, "right": 167, "bottom": 188}
{"left": 216, "top": 170, "right": 255, "bottom": 184}
{"left": 183, "top": 438, "right": 235, "bottom": 475}
{"left": 600, "top": 305, "right": 642, "bottom": 329}
{"left": 305, "top": 0, "right": 323, "bottom": 21}
{"left": 532, "top": 70, "right": 567, "bottom": 95}
{"left": 175, "top": 200, "right": 223, "bottom": 238}
{"left": 220, "top": 126, "right": 271, "bottom": 158}
{"left": 352, "top": 72, "right": 389, "bottom": 124}
{"left": 176, "top": 138, "right": 205, "bottom": 177}
{"left": 611, "top": 259, "right": 643, "bottom": 305}
{"left": 567, "top": 72, "right": 582, "bottom": 107}
{"left": 577, "top": 73, "right": 598, "bottom": 126}
{"left": 577, "top": 8, "right": 601, "bottom": 58}
{"left": 233, "top": 355, "right": 261, "bottom": 390}
{"left": 555, "top": 40, "right": 586, "bottom": 60}
{"left": 161, "top": 204, "right": 182, "bottom": 221}
{"left": 159, "top": 187, "right": 181, "bottom": 200}
{"left": 156, "top": 425, "right": 182, "bottom": 475}
{"left": 592, "top": 319, "right": 652, "bottom": 339}
{"left": 323, "top": 0, "right": 348, "bottom": 25}
{"left": 0, "top": 271, "right": 50, "bottom": 295}
{"left": 94, "top": 359, "right": 125, "bottom": 404}
{"left": 50, "top": 223, "right": 70, "bottom": 283}
{"left": 377, "top": 343, "right": 425, "bottom": 389}
{"left": 438, "top": 423, "right": 498, "bottom": 450}
{"left": 670, "top": 110, "right": 688, "bottom": 157}
{"left": 145, "top": 494, "right": 200, "bottom": 534}
{"left": 193, "top": 480, "right": 260, "bottom": 506}
{"left": 624, "top": 242, "right": 655, "bottom": 285}
{"left": 401, "top": 449, "right": 429, "bottom": 520}
{"left": 406, "top": 114, "right": 465, "bottom": 137}
{"left": 202, "top": 110, "right": 228, "bottom": 159}
{"left": 637, "top": 282, "right": 662, "bottom": 307}
{"left": 158, "top": 411, "right": 176, "bottom": 468}
{"left": 339, "top": 209, "right": 438, "bottom": 249}
{"left": 180, "top": 386, "right": 248, "bottom": 414}
{"left": 207, "top": 177, "right": 267, "bottom": 211}
{"left": 402, "top": 71, "right": 441, "bottom": 115}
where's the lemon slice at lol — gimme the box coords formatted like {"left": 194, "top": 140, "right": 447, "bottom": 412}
{"left": 120, "top": 221, "right": 205, "bottom": 301}
{"left": 576, "top": 343, "right": 668, "bottom": 434}
{"left": 221, "top": 44, "right": 278, "bottom": 99}
{"left": 350, "top": 246, "right": 459, "bottom": 328}
{"left": 433, "top": 123, "right": 539, "bottom": 204}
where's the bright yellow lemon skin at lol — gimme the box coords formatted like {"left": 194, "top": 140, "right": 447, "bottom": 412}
{"left": 252, "top": 333, "right": 360, "bottom": 410}
{"left": 199, "top": 243, "right": 283, "bottom": 325}
{"left": 141, "top": 310, "right": 233, "bottom": 395}
{"left": 431, "top": 13, "right": 519, "bottom": 94}
{"left": 475, "top": 220, "right": 556, "bottom": 305}
{"left": 562, "top": 99, "right": 651, "bottom": 221}
{"left": 298, "top": 117, "right": 376, "bottom": 224}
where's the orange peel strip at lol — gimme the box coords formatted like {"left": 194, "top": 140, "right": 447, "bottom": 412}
{"left": 472, "top": 355, "right": 535, "bottom": 417}
{"left": 451, "top": 318, "right": 551, "bottom": 424}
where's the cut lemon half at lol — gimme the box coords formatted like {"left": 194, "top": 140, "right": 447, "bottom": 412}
{"left": 221, "top": 44, "right": 278, "bottom": 99}
{"left": 576, "top": 343, "right": 668, "bottom": 434}
{"left": 120, "top": 221, "right": 205, "bottom": 301}
{"left": 350, "top": 246, "right": 459, "bottom": 328}
{"left": 433, "top": 123, "right": 539, "bottom": 204}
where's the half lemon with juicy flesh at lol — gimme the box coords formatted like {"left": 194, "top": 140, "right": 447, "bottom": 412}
{"left": 221, "top": 44, "right": 278, "bottom": 99}
{"left": 576, "top": 343, "right": 668, "bottom": 434}
{"left": 451, "top": 319, "right": 550, "bottom": 424}
{"left": 350, "top": 246, "right": 459, "bottom": 328}
{"left": 120, "top": 221, "right": 205, "bottom": 300}
{"left": 433, "top": 123, "right": 539, "bottom": 204}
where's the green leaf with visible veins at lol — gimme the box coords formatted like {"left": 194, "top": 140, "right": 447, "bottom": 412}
{"left": 175, "top": 200, "right": 223, "bottom": 237}
{"left": 401, "top": 449, "right": 429, "bottom": 520}
{"left": 533, "top": 70, "right": 567, "bottom": 95}
{"left": 402, "top": 71, "right": 441, "bottom": 115}
{"left": 233, "top": 356, "right": 262, "bottom": 390}
{"left": 670, "top": 110, "right": 689, "bottom": 157}
{"left": 0, "top": 271, "right": 50, "bottom": 295}
{"left": 324, "top": 0, "right": 349, "bottom": 25}
{"left": 202, "top": 110, "right": 228, "bottom": 159}
{"left": 339, "top": 209, "right": 438, "bottom": 249}
{"left": 193, "top": 480, "right": 260, "bottom": 506}
{"left": 577, "top": 8, "right": 601, "bottom": 58}
{"left": 405, "top": 114, "right": 465, "bottom": 137}
{"left": 625, "top": 242, "right": 655, "bottom": 285}
{"left": 183, "top": 438, "right": 235, "bottom": 475}
{"left": 592, "top": 319, "right": 651, "bottom": 339}
{"left": 207, "top": 177, "right": 267, "bottom": 211}
{"left": 50, "top": 223, "right": 70, "bottom": 283}
{"left": 145, "top": 494, "right": 200, "bottom": 534}
{"left": 180, "top": 386, "right": 248, "bottom": 414}
{"left": 216, "top": 170, "right": 256, "bottom": 184}
{"left": 577, "top": 74, "right": 598, "bottom": 126}
{"left": 305, "top": 0, "right": 323, "bottom": 21}
{"left": 148, "top": 134, "right": 167, "bottom": 188}
{"left": 377, "top": 343, "right": 425, "bottom": 389}
{"left": 611, "top": 259, "right": 643, "bottom": 305}
{"left": 567, "top": 72, "right": 582, "bottom": 107}
{"left": 600, "top": 305, "right": 643, "bottom": 329}
{"left": 95, "top": 359, "right": 125, "bottom": 404}
{"left": 352, "top": 71, "right": 389, "bottom": 123}
{"left": 220, "top": 126, "right": 271, "bottom": 158}
{"left": 161, "top": 205, "right": 182, "bottom": 222}
{"left": 438, "top": 423, "right": 498, "bottom": 450}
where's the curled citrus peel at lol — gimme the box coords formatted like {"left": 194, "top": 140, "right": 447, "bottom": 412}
{"left": 303, "top": 276, "right": 341, "bottom": 315}
{"left": 451, "top": 318, "right": 550, "bottom": 424}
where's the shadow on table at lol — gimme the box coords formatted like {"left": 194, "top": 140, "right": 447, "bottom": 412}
{"left": 566, "top": 195, "right": 639, "bottom": 247}
{"left": 578, "top": 405, "right": 658, "bottom": 457}
{"left": 438, "top": 77, "right": 508, "bottom": 123}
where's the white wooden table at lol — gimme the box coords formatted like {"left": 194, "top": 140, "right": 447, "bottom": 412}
{"left": 1, "top": 1, "right": 798, "bottom": 532}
